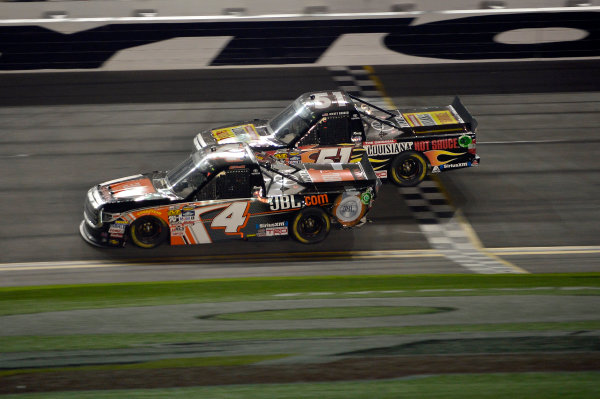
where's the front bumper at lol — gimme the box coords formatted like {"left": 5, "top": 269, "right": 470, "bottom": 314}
{"left": 79, "top": 220, "right": 123, "bottom": 248}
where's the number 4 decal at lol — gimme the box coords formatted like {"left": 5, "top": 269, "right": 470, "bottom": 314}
{"left": 187, "top": 201, "right": 250, "bottom": 244}
{"left": 211, "top": 201, "right": 250, "bottom": 234}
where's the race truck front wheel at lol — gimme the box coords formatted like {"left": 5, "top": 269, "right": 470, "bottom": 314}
{"left": 389, "top": 152, "right": 428, "bottom": 187}
{"left": 130, "top": 216, "right": 168, "bottom": 249}
{"left": 291, "top": 208, "right": 331, "bottom": 244}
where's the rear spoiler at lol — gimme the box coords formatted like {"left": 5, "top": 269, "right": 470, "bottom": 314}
{"left": 452, "top": 96, "right": 478, "bottom": 131}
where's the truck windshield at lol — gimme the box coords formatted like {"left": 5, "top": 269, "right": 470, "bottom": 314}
{"left": 166, "top": 151, "right": 212, "bottom": 198}
{"left": 268, "top": 99, "right": 314, "bottom": 145}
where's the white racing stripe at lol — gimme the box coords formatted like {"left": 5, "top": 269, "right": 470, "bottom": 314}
{"left": 2, "top": 7, "right": 599, "bottom": 24}
{"left": 273, "top": 285, "right": 600, "bottom": 297}
{"left": 0, "top": 246, "right": 598, "bottom": 272}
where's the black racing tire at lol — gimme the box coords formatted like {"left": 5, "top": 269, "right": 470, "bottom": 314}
{"left": 291, "top": 207, "right": 331, "bottom": 244}
{"left": 389, "top": 152, "right": 428, "bottom": 187}
{"left": 129, "top": 216, "right": 168, "bottom": 249}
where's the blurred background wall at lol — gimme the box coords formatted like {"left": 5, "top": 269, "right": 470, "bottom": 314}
{"left": 0, "top": 0, "right": 598, "bottom": 71}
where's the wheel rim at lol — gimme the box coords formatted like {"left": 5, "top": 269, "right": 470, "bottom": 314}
{"left": 398, "top": 158, "right": 420, "bottom": 179}
{"left": 136, "top": 220, "right": 162, "bottom": 244}
{"left": 299, "top": 215, "right": 323, "bottom": 238}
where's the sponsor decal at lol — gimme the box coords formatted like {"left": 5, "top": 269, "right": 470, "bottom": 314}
{"left": 266, "top": 227, "right": 288, "bottom": 236}
{"left": 414, "top": 138, "right": 459, "bottom": 152}
{"left": 212, "top": 129, "right": 235, "bottom": 141}
{"left": 364, "top": 140, "right": 395, "bottom": 145}
{"left": 306, "top": 168, "right": 358, "bottom": 183}
{"left": 256, "top": 226, "right": 289, "bottom": 237}
{"left": 432, "top": 166, "right": 441, "bottom": 173}
{"left": 170, "top": 225, "right": 185, "bottom": 236}
{"left": 108, "top": 223, "right": 126, "bottom": 234}
{"left": 403, "top": 110, "right": 458, "bottom": 127}
{"left": 364, "top": 141, "right": 413, "bottom": 156}
{"left": 182, "top": 207, "right": 195, "bottom": 222}
{"left": 441, "top": 162, "right": 470, "bottom": 169}
{"left": 257, "top": 221, "right": 288, "bottom": 229}
{"left": 370, "top": 119, "right": 395, "bottom": 132}
{"left": 267, "top": 227, "right": 288, "bottom": 236}
{"left": 458, "top": 135, "right": 473, "bottom": 148}
{"left": 360, "top": 191, "right": 372, "bottom": 205}
{"left": 212, "top": 124, "right": 259, "bottom": 143}
{"left": 326, "top": 111, "right": 350, "bottom": 116}
{"left": 135, "top": 209, "right": 163, "bottom": 217}
{"left": 405, "top": 113, "right": 425, "bottom": 126}
{"left": 333, "top": 194, "right": 366, "bottom": 226}
{"left": 269, "top": 195, "right": 302, "bottom": 211}
{"left": 394, "top": 115, "right": 411, "bottom": 128}
{"left": 304, "top": 194, "right": 328, "bottom": 206}
{"left": 375, "top": 170, "right": 388, "bottom": 179}
{"left": 167, "top": 209, "right": 182, "bottom": 223}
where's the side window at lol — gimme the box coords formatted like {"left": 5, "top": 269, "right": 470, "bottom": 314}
{"left": 218, "top": 168, "right": 252, "bottom": 199}
{"left": 195, "top": 172, "right": 219, "bottom": 201}
{"left": 296, "top": 124, "right": 320, "bottom": 147}
{"left": 320, "top": 115, "right": 351, "bottom": 145}
{"left": 196, "top": 168, "right": 252, "bottom": 200}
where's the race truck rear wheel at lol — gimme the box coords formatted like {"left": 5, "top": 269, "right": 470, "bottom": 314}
{"left": 389, "top": 152, "right": 428, "bottom": 187}
{"left": 291, "top": 208, "right": 331, "bottom": 244}
{"left": 130, "top": 216, "right": 168, "bottom": 249}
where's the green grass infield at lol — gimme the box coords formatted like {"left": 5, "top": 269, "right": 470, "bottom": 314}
{"left": 3, "top": 320, "right": 600, "bottom": 353}
{"left": 0, "top": 372, "right": 598, "bottom": 399}
{"left": 1, "top": 273, "right": 598, "bottom": 316}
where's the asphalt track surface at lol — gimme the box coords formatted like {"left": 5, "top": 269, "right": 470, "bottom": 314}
{"left": 1, "top": 60, "right": 600, "bottom": 284}
{"left": 1, "top": 62, "right": 599, "bottom": 389}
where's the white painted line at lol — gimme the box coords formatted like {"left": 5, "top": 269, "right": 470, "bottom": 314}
{"left": 0, "top": 245, "right": 597, "bottom": 272}
{"left": 271, "top": 286, "right": 600, "bottom": 297}
{"left": 2, "top": 7, "right": 598, "bottom": 24}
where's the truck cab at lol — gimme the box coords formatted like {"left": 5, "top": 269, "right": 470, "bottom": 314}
{"left": 193, "top": 91, "right": 479, "bottom": 187}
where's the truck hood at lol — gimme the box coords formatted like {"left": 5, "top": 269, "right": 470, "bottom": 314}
{"left": 96, "top": 174, "right": 174, "bottom": 204}
{"left": 194, "top": 120, "right": 284, "bottom": 150}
